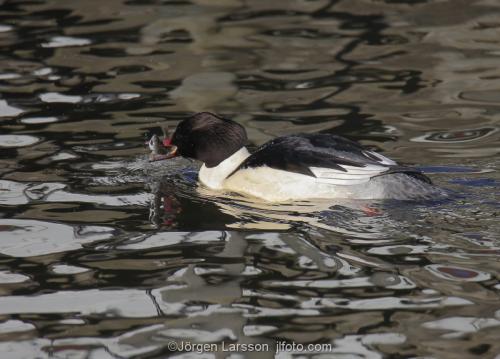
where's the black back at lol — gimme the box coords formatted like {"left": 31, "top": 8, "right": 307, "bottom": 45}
{"left": 234, "top": 133, "right": 431, "bottom": 183}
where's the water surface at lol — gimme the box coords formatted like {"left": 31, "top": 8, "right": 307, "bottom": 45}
{"left": 0, "top": 0, "right": 499, "bottom": 358}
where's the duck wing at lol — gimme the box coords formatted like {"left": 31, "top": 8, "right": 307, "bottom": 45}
{"left": 235, "top": 134, "right": 430, "bottom": 185}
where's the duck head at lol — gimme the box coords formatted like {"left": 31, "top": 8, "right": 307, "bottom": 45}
{"left": 154, "top": 112, "right": 247, "bottom": 167}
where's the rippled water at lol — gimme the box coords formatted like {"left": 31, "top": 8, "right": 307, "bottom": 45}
{"left": 1, "top": 0, "right": 499, "bottom": 358}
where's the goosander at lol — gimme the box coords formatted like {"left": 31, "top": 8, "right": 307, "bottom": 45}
{"left": 149, "top": 112, "right": 443, "bottom": 201}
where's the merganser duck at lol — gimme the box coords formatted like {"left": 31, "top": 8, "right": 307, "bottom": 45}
{"left": 149, "top": 112, "right": 444, "bottom": 202}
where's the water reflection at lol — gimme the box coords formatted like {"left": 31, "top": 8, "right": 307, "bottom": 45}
{"left": 41, "top": 36, "right": 92, "bottom": 48}
{"left": 425, "top": 264, "right": 491, "bottom": 282}
{"left": 0, "top": 100, "right": 24, "bottom": 118}
{"left": 0, "top": 219, "right": 114, "bottom": 257}
{"left": 423, "top": 315, "right": 500, "bottom": 339}
{"left": 0, "top": 0, "right": 499, "bottom": 358}
{"left": 412, "top": 127, "right": 498, "bottom": 143}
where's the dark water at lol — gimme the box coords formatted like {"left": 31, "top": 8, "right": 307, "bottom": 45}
{"left": 1, "top": 0, "right": 499, "bottom": 358}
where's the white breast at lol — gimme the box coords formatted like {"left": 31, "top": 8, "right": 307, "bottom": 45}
{"left": 198, "top": 147, "right": 251, "bottom": 189}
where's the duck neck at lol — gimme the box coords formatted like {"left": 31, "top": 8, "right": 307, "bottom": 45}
{"left": 199, "top": 147, "right": 251, "bottom": 189}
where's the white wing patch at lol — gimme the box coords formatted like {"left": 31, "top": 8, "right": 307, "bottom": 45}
{"left": 363, "top": 150, "right": 397, "bottom": 165}
{"left": 310, "top": 163, "right": 390, "bottom": 186}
